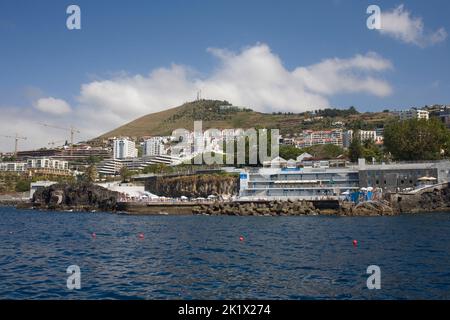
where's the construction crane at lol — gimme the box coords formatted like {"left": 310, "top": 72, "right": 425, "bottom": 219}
{"left": 39, "top": 123, "right": 80, "bottom": 146}
{"left": 0, "top": 133, "right": 27, "bottom": 156}
{"left": 48, "top": 140, "right": 66, "bottom": 148}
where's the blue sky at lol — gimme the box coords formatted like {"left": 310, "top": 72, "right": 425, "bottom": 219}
{"left": 0, "top": 0, "right": 450, "bottom": 150}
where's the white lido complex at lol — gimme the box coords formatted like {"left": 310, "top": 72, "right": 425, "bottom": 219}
{"left": 239, "top": 166, "right": 360, "bottom": 200}
{"left": 239, "top": 158, "right": 450, "bottom": 201}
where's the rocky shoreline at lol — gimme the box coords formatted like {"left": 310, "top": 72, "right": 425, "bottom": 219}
{"left": 191, "top": 199, "right": 395, "bottom": 216}
{"left": 388, "top": 183, "right": 450, "bottom": 213}
{"left": 13, "top": 181, "right": 450, "bottom": 216}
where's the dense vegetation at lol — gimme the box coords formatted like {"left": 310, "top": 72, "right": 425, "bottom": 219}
{"left": 98, "top": 99, "right": 393, "bottom": 139}
{"left": 383, "top": 118, "right": 450, "bottom": 161}
{"left": 279, "top": 144, "right": 344, "bottom": 160}
{"left": 314, "top": 106, "right": 359, "bottom": 118}
{"left": 348, "top": 134, "right": 383, "bottom": 162}
{"left": 164, "top": 100, "right": 253, "bottom": 123}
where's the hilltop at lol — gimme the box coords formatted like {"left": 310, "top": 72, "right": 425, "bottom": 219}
{"left": 96, "top": 99, "right": 396, "bottom": 140}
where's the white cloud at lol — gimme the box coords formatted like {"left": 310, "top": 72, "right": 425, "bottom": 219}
{"left": 293, "top": 52, "right": 393, "bottom": 97}
{"left": 77, "top": 65, "right": 196, "bottom": 123}
{"left": 35, "top": 97, "right": 72, "bottom": 115}
{"left": 379, "top": 4, "right": 447, "bottom": 47}
{"left": 76, "top": 44, "right": 392, "bottom": 122}
{"left": 0, "top": 44, "right": 393, "bottom": 151}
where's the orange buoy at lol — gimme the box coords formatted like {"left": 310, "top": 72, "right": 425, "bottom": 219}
{"left": 353, "top": 239, "right": 358, "bottom": 247}
{"left": 239, "top": 236, "right": 244, "bottom": 242}
{"left": 92, "top": 232, "right": 97, "bottom": 238}
{"left": 138, "top": 233, "right": 145, "bottom": 239}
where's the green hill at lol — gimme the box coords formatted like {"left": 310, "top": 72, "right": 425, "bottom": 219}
{"left": 96, "top": 99, "right": 395, "bottom": 140}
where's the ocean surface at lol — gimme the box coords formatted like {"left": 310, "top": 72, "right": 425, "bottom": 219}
{"left": 0, "top": 206, "right": 450, "bottom": 300}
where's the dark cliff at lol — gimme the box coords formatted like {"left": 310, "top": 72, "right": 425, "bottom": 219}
{"left": 145, "top": 174, "right": 239, "bottom": 198}
{"left": 32, "top": 182, "right": 119, "bottom": 211}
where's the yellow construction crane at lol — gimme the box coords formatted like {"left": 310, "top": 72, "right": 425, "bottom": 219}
{"left": 0, "top": 133, "right": 27, "bottom": 155}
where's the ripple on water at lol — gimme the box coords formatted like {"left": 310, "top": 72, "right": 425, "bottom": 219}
{"left": 1, "top": 207, "right": 450, "bottom": 299}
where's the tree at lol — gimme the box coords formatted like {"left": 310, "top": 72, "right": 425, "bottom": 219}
{"left": 84, "top": 165, "right": 98, "bottom": 183}
{"left": 119, "top": 166, "right": 132, "bottom": 182}
{"left": 15, "top": 179, "right": 30, "bottom": 192}
{"left": 348, "top": 106, "right": 358, "bottom": 114}
{"left": 137, "top": 145, "right": 144, "bottom": 157}
{"left": 87, "top": 155, "right": 103, "bottom": 165}
{"left": 303, "top": 144, "right": 344, "bottom": 159}
{"left": 361, "top": 139, "right": 383, "bottom": 162}
{"left": 348, "top": 132, "right": 363, "bottom": 162}
{"left": 316, "top": 106, "right": 359, "bottom": 117}
{"left": 142, "top": 163, "right": 172, "bottom": 174}
{"left": 384, "top": 118, "right": 450, "bottom": 161}
{"left": 279, "top": 145, "right": 303, "bottom": 160}
{"left": 321, "top": 144, "right": 344, "bottom": 158}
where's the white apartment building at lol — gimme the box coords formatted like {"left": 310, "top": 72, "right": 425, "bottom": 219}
{"left": 0, "top": 162, "right": 27, "bottom": 172}
{"left": 343, "top": 130, "right": 353, "bottom": 148}
{"left": 398, "top": 108, "right": 429, "bottom": 121}
{"left": 113, "top": 138, "right": 138, "bottom": 159}
{"left": 97, "top": 155, "right": 178, "bottom": 175}
{"left": 143, "top": 137, "right": 167, "bottom": 156}
{"left": 358, "top": 130, "right": 377, "bottom": 142}
{"left": 343, "top": 130, "right": 383, "bottom": 147}
{"left": 439, "top": 109, "right": 450, "bottom": 128}
{"left": 297, "top": 129, "right": 343, "bottom": 148}
{"left": 27, "top": 158, "right": 69, "bottom": 170}
{"left": 0, "top": 158, "right": 69, "bottom": 172}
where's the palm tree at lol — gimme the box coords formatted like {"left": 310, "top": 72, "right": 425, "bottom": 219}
{"left": 119, "top": 166, "right": 131, "bottom": 183}
{"left": 84, "top": 165, "right": 98, "bottom": 183}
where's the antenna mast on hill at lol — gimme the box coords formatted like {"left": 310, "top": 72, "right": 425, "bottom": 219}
{"left": 196, "top": 90, "right": 202, "bottom": 101}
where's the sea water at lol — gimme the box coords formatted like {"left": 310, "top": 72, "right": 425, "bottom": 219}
{"left": 0, "top": 206, "right": 449, "bottom": 299}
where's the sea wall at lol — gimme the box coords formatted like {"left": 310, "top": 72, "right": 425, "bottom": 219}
{"left": 118, "top": 202, "right": 201, "bottom": 215}
{"left": 145, "top": 174, "right": 238, "bottom": 198}
{"left": 191, "top": 199, "right": 395, "bottom": 216}
{"left": 0, "top": 192, "right": 28, "bottom": 206}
